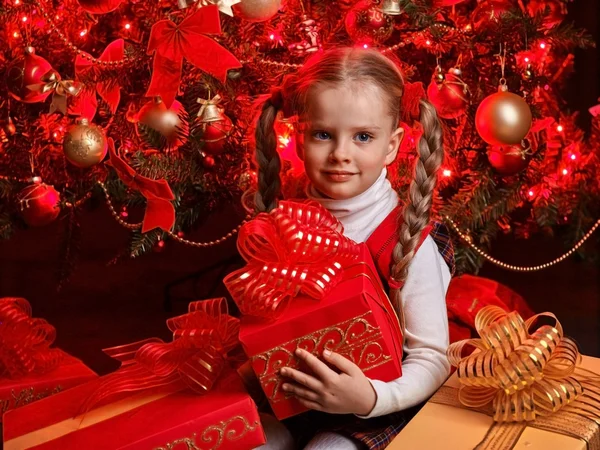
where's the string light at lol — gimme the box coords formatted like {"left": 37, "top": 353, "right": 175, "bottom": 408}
{"left": 79, "top": 29, "right": 87, "bottom": 37}
{"left": 21, "top": 15, "right": 28, "bottom": 22}
{"left": 570, "top": 154, "right": 577, "bottom": 160}
{"left": 528, "top": 190, "right": 535, "bottom": 197}
{"left": 443, "top": 169, "right": 452, "bottom": 177}
{"left": 539, "top": 42, "right": 546, "bottom": 49}
{"left": 562, "top": 168, "right": 568, "bottom": 175}
{"left": 557, "top": 124, "right": 564, "bottom": 132}
{"left": 124, "top": 22, "right": 131, "bottom": 30}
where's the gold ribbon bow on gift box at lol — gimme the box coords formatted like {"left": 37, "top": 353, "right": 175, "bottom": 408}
{"left": 448, "top": 306, "right": 600, "bottom": 422}
{"left": 27, "top": 70, "right": 83, "bottom": 115}
{"left": 437, "top": 305, "right": 600, "bottom": 449}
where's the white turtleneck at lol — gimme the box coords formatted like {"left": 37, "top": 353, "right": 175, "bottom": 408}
{"left": 307, "top": 168, "right": 452, "bottom": 418}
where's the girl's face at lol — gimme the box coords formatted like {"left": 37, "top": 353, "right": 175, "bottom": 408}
{"left": 299, "top": 83, "right": 404, "bottom": 200}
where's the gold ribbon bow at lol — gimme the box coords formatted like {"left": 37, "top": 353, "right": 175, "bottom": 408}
{"left": 178, "top": 0, "right": 241, "bottom": 16}
{"left": 27, "top": 70, "right": 83, "bottom": 115}
{"left": 447, "top": 306, "right": 600, "bottom": 423}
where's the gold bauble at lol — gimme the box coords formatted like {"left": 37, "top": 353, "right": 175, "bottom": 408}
{"left": 233, "top": 0, "right": 281, "bottom": 22}
{"left": 475, "top": 89, "right": 532, "bottom": 146}
{"left": 136, "top": 98, "right": 188, "bottom": 151}
{"left": 63, "top": 118, "right": 108, "bottom": 168}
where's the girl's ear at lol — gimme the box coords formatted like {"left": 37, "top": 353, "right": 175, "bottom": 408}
{"left": 385, "top": 126, "right": 404, "bottom": 166}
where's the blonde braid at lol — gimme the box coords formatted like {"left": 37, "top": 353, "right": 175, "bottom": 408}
{"left": 390, "top": 99, "right": 444, "bottom": 313}
{"left": 254, "top": 99, "right": 282, "bottom": 213}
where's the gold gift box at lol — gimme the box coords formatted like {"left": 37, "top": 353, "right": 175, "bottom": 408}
{"left": 389, "top": 355, "right": 600, "bottom": 450}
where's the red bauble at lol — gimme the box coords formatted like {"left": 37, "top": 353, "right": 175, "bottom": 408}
{"left": 487, "top": 141, "right": 530, "bottom": 175}
{"left": 136, "top": 98, "right": 188, "bottom": 151}
{"left": 6, "top": 47, "right": 55, "bottom": 104}
{"left": 345, "top": 0, "right": 394, "bottom": 45}
{"left": 17, "top": 182, "right": 61, "bottom": 227}
{"left": 427, "top": 73, "right": 469, "bottom": 119}
{"left": 201, "top": 115, "right": 233, "bottom": 155}
{"left": 76, "top": 0, "right": 123, "bottom": 14}
{"left": 202, "top": 155, "right": 216, "bottom": 169}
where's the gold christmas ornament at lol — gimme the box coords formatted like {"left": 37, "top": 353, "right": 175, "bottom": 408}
{"left": 178, "top": 0, "right": 241, "bottom": 16}
{"left": 380, "top": 0, "right": 402, "bottom": 15}
{"left": 475, "top": 83, "right": 532, "bottom": 146}
{"left": 63, "top": 118, "right": 108, "bottom": 168}
{"left": 197, "top": 95, "right": 224, "bottom": 123}
{"left": 233, "top": 0, "right": 281, "bottom": 22}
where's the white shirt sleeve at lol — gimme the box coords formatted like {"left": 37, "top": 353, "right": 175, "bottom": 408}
{"left": 359, "top": 235, "right": 452, "bottom": 418}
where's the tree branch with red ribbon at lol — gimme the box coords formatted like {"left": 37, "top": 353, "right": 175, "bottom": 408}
{"left": 146, "top": 5, "right": 242, "bottom": 108}
{"left": 106, "top": 138, "right": 176, "bottom": 233}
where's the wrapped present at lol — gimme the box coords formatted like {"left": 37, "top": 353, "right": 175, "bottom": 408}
{"left": 389, "top": 306, "right": 600, "bottom": 450}
{"left": 0, "top": 298, "right": 96, "bottom": 422}
{"left": 3, "top": 298, "right": 266, "bottom": 450}
{"left": 224, "top": 200, "right": 403, "bottom": 419}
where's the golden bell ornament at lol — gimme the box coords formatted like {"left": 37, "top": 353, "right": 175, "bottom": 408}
{"left": 434, "top": 66, "right": 445, "bottom": 86}
{"left": 380, "top": 0, "right": 402, "bottom": 15}
{"left": 63, "top": 118, "right": 108, "bottom": 168}
{"left": 475, "top": 84, "right": 532, "bottom": 146}
{"left": 197, "top": 95, "right": 225, "bottom": 123}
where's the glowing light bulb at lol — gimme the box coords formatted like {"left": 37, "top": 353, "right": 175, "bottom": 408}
{"left": 443, "top": 169, "right": 452, "bottom": 177}
{"left": 556, "top": 125, "right": 563, "bottom": 132}
{"left": 124, "top": 23, "right": 131, "bottom": 30}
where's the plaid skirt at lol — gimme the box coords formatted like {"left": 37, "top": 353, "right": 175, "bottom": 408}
{"left": 283, "top": 403, "right": 424, "bottom": 450}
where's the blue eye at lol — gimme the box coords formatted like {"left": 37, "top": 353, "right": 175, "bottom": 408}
{"left": 313, "top": 131, "right": 331, "bottom": 141}
{"left": 355, "top": 133, "right": 373, "bottom": 143}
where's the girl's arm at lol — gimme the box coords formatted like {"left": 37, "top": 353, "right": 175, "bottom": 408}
{"left": 358, "top": 235, "right": 452, "bottom": 418}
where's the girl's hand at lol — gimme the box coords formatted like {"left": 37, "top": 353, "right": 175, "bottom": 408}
{"left": 280, "top": 348, "right": 377, "bottom": 416}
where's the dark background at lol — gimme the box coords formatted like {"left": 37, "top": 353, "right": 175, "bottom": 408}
{"left": 1, "top": 1, "right": 599, "bottom": 376}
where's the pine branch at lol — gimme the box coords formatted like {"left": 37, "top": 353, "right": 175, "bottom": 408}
{"left": 130, "top": 229, "right": 161, "bottom": 258}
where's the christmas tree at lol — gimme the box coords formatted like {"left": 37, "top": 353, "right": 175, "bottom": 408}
{"left": 0, "top": 0, "right": 598, "bottom": 280}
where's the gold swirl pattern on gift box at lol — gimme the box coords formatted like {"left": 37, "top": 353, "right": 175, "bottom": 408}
{"left": 0, "top": 385, "right": 63, "bottom": 414}
{"left": 154, "top": 415, "right": 260, "bottom": 450}
{"left": 252, "top": 311, "right": 392, "bottom": 402}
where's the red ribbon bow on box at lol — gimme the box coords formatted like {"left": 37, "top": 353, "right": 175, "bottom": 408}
{"left": 106, "top": 138, "right": 176, "bottom": 233}
{"left": 0, "top": 297, "right": 63, "bottom": 379}
{"left": 81, "top": 298, "right": 240, "bottom": 412}
{"left": 146, "top": 5, "right": 242, "bottom": 108}
{"left": 224, "top": 200, "right": 361, "bottom": 320}
{"left": 74, "top": 39, "right": 125, "bottom": 119}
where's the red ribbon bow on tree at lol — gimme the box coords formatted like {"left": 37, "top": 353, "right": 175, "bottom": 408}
{"left": 106, "top": 138, "right": 176, "bottom": 233}
{"left": 224, "top": 200, "right": 360, "bottom": 320}
{"left": 81, "top": 298, "right": 240, "bottom": 413}
{"left": 146, "top": 5, "right": 242, "bottom": 108}
{"left": 0, "top": 297, "right": 63, "bottom": 379}
{"left": 74, "top": 39, "right": 125, "bottom": 119}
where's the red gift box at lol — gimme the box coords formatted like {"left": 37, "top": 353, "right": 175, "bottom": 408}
{"left": 224, "top": 201, "right": 403, "bottom": 419}
{"left": 0, "top": 298, "right": 97, "bottom": 422}
{"left": 0, "top": 350, "right": 97, "bottom": 422}
{"left": 3, "top": 369, "right": 265, "bottom": 450}
{"left": 3, "top": 298, "right": 266, "bottom": 450}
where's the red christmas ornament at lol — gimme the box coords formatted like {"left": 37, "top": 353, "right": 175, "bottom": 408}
{"left": 136, "top": 98, "right": 188, "bottom": 151}
{"left": 200, "top": 115, "right": 233, "bottom": 155}
{"left": 17, "top": 182, "right": 61, "bottom": 227}
{"left": 427, "top": 70, "right": 469, "bottom": 119}
{"left": 6, "top": 47, "right": 55, "bottom": 104}
{"left": 487, "top": 140, "right": 531, "bottom": 175}
{"left": 202, "top": 155, "right": 216, "bottom": 168}
{"left": 76, "top": 0, "right": 123, "bottom": 14}
{"left": 345, "top": 0, "right": 394, "bottom": 45}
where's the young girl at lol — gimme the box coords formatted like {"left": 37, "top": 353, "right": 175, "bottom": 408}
{"left": 252, "top": 47, "right": 453, "bottom": 449}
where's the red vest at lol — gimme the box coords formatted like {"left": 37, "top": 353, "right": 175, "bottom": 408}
{"left": 365, "top": 206, "right": 432, "bottom": 291}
